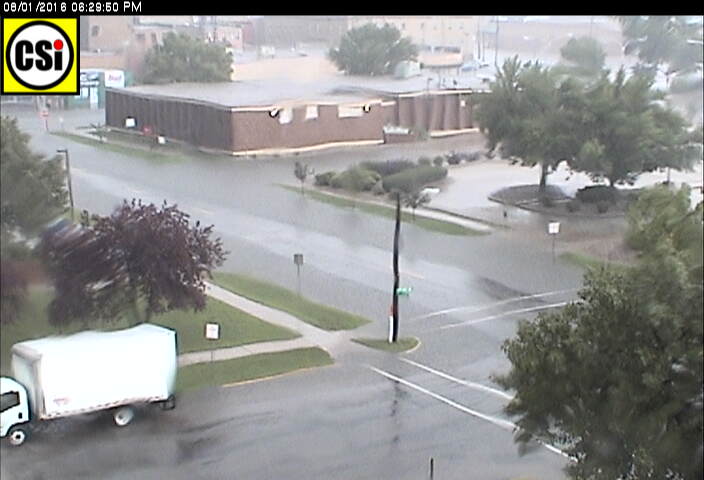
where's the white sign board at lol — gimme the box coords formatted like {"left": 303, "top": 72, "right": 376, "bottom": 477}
{"left": 548, "top": 222, "right": 560, "bottom": 235}
{"left": 105, "top": 70, "right": 125, "bottom": 88}
{"left": 205, "top": 323, "right": 220, "bottom": 340}
{"left": 125, "top": 117, "right": 136, "bottom": 128}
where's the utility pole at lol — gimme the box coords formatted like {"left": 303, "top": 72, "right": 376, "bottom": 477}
{"left": 391, "top": 192, "right": 401, "bottom": 343}
{"left": 56, "top": 149, "right": 74, "bottom": 221}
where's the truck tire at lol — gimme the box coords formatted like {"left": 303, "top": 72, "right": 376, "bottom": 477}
{"left": 8, "top": 426, "right": 29, "bottom": 446}
{"left": 160, "top": 394, "right": 176, "bottom": 411}
{"left": 113, "top": 406, "right": 135, "bottom": 427}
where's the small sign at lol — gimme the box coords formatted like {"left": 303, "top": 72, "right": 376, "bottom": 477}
{"left": 396, "top": 287, "right": 413, "bottom": 296}
{"left": 157, "top": 135, "right": 166, "bottom": 145}
{"left": 205, "top": 323, "right": 220, "bottom": 340}
{"left": 40, "top": 109, "right": 49, "bottom": 118}
{"left": 125, "top": 117, "right": 136, "bottom": 128}
{"left": 548, "top": 222, "right": 560, "bottom": 235}
{"left": 293, "top": 253, "right": 304, "bottom": 266}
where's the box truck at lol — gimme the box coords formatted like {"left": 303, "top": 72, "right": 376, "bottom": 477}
{"left": 1, "top": 324, "right": 177, "bottom": 446}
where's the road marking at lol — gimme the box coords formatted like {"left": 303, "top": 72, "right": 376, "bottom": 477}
{"left": 399, "top": 358, "right": 514, "bottom": 400}
{"left": 437, "top": 302, "right": 569, "bottom": 331}
{"left": 368, "top": 365, "right": 572, "bottom": 461}
{"left": 411, "top": 288, "right": 577, "bottom": 322}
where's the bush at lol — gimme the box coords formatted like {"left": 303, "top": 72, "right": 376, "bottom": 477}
{"left": 382, "top": 166, "right": 448, "bottom": 194}
{"left": 314, "top": 171, "right": 337, "bottom": 186}
{"left": 433, "top": 156, "right": 445, "bottom": 167}
{"left": 360, "top": 159, "right": 416, "bottom": 177}
{"left": 597, "top": 201, "right": 610, "bottom": 213}
{"left": 576, "top": 185, "right": 617, "bottom": 204}
{"left": 418, "top": 156, "right": 431, "bottom": 166}
{"left": 445, "top": 152, "right": 462, "bottom": 165}
{"left": 540, "top": 195, "right": 555, "bottom": 207}
{"left": 331, "top": 167, "right": 380, "bottom": 192}
{"left": 566, "top": 199, "right": 582, "bottom": 212}
{"left": 371, "top": 180, "right": 385, "bottom": 195}
{"left": 466, "top": 151, "right": 481, "bottom": 162}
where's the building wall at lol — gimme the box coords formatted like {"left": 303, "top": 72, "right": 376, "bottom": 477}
{"left": 81, "top": 16, "right": 135, "bottom": 53}
{"left": 394, "top": 91, "right": 474, "bottom": 133}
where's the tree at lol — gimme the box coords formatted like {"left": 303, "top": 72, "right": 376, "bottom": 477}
{"left": 571, "top": 69, "right": 701, "bottom": 188}
{"left": 475, "top": 57, "right": 584, "bottom": 193}
{"left": 141, "top": 32, "right": 233, "bottom": 84}
{"left": 617, "top": 16, "right": 703, "bottom": 86}
{"left": 0, "top": 260, "right": 29, "bottom": 324}
{"left": 328, "top": 23, "right": 418, "bottom": 76}
{"left": 41, "top": 200, "right": 227, "bottom": 326}
{"left": 558, "top": 36, "right": 606, "bottom": 78}
{"left": 1, "top": 117, "right": 68, "bottom": 245}
{"left": 403, "top": 190, "right": 430, "bottom": 221}
{"left": 497, "top": 193, "right": 703, "bottom": 479}
{"left": 293, "top": 161, "right": 314, "bottom": 195}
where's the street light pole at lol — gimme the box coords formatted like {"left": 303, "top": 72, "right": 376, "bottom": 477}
{"left": 391, "top": 192, "right": 401, "bottom": 343}
{"left": 56, "top": 149, "right": 74, "bottom": 221}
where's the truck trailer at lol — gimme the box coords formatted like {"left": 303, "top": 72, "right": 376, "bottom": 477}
{"left": 1, "top": 324, "right": 177, "bottom": 446}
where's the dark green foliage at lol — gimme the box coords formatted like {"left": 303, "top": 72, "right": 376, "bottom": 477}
{"left": 445, "top": 152, "right": 462, "bottom": 165}
{"left": 559, "top": 36, "right": 606, "bottom": 77}
{"left": 328, "top": 23, "right": 418, "bottom": 76}
{"left": 294, "top": 161, "right": 314, "bottom": 194}
{"left": 382, "top": 166, "right": 447, "bottom": 194}
{"left": 596, "top": 200, "right": 610, "bottom": 213}
{"left": 360, "top": 159, "right": 416, "bottom": 177}
{"left": 141, "top": 32, "right": 233, "bottom": 84}
{"left": 41, "top": 200, "right": 227, "bottom": 326}
{"left": 371, "top": 180, "right": 385, "bottom": 195}
{"left": 0, "top": 261, "right": 29, "bottom": 324}
{"left": 499, "top": 242, "right": 703, "bottom": 479}
{"left": 330, "top": 167, "right": 380, "bottom": 192}
{"left": 575, "top": 185, "right": 617, "bottom": 204}
{"left": 314, "top": 171, "right": 336, "bottom": 186}
{"left": 417, "top": 156, "right": 431, "bottom": 166}
{"left": 566, "top": 199, "right": 581, "bottom": 212}
{"left": 433, "top": 156, "right": 445, "bottom": 167}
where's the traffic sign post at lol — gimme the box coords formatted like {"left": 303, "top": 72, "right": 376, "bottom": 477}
{"left": 548, "top": 221, "right": 560, "bottom": 263}
{"left": 293, "top": 253, "right": 304, "bottom": 296}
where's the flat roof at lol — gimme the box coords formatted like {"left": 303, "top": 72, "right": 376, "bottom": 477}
{"left": 116, "top": 74, "right": 487, "bottom": 108}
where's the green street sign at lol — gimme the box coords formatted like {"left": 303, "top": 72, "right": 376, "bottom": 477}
{"left": 396, "top": 287, "right": 413, "bottom": 296}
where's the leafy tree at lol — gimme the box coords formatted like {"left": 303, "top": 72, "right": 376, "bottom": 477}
{"left": 41, "top": 200, "right": 227, "bottom": 326}
{"left": 1, "top": 117, "right": 68, "bottom": 246}
{"left": 328, "top": 23, "right": 418, "bottom": 76}
{"left": 475, "top": 57, "right": 584, "bottom": 193}
{"left": 617, "top": 16, "right": 704, "bottom": 85}
{"left": 293, "top": 161, "right": 314, "bottom": 195}
{"left": 498, "top": 240, "right": 703, "bottom": 479}
{"left": 403, "top": 190, "right": 430, "bottom": 221}
{"left": 571, "top": 69, "right": 701, "bottom": 188}
{"left": 558, "top": 36, "right": 606, "bottom": 78}
{"left": 0, "top": 260, "right": 29, "bottom": 324}
{"left": 626, "top": 184, "right": 703, "bottom": 277}
{"left": 141, "top": 32, "right": 233, "bottom": 84}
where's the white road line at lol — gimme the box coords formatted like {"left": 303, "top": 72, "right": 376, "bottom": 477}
{"left": 438, "top": 302, "right": 569, "bottom": 331}
{"left": 411, "top": 288, "right": 577, "bottom": 322}
{"left": 368, "top": 366, "right": 573, "bottom": 461}
{"left": 399, "top": 358, "right": 514, "bottom": 401}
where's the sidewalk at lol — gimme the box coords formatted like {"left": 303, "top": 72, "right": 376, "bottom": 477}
{"left": 178, "top": 282, "right": 354, "bottom": 367}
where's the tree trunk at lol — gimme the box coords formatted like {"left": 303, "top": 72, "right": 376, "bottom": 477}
{"left": 538, "top": 161, "right": 549, "bottom": 193}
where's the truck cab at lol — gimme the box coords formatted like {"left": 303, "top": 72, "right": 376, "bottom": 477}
{"left": 1, "top": 377, "right": 30, "bottom": 446}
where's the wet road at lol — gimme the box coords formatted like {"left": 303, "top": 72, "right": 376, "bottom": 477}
{"left": 1, "top": 106, "right": 581, "bottom": 478}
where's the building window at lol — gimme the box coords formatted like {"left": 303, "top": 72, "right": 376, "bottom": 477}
{"left": 338, "top": 105, "right": 364, "bottom": 118}
{"left": 305, "top": 105, "right": 318, "bottom": 120}
{"left": 91, "top": 25, "right": 101, "bottom": 37}
{"left": 0, "top": 391, "right": 20, "bottom": 412}
{"left": 278, "top": 108, "right": 293, "bottom": 124}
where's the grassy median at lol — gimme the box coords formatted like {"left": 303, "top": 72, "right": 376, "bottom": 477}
{"left": 212, "top": 272, "right": 370, "bottom": 331}
{"left": 0, "top": 287, "right": 299, "bottom": 375}
{"left": 279, "top": 185, "right": 485, "bottom": 236}
{"left": 560, "top": 251, "right": 630, "bottom": 272}
{"left": 175, "top": 347, "right": 334, "bottom": 392}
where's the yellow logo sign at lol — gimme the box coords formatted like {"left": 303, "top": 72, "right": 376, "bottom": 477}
{"left": 3, "top": 18, "right": 78, "bottom": 94}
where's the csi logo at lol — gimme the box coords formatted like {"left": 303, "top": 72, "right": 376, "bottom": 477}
{"left": 6, "top": 21, "right": 74, "bottom": 90}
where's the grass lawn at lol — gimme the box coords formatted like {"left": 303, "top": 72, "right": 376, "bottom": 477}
{"left": 352, "top": 337, "right": 420, "bottom": 353}
{"left": 0, "top": 287, "right": 299, "bottom": 376}
{"left": 278, "top": 185, "right": 484, "bottom": 236}
{"left": 560, "top": 251, "right": 630, "bottom": 272}
{"left": 212, "top": 272, "right": 370, "bottom": 331}
{"left": 175, "top": 347, "right": 333, "bottom": 392}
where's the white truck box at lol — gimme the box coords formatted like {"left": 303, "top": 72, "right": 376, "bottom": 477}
{"left": 11, "top": 324, "right": 176, "bottom": 420}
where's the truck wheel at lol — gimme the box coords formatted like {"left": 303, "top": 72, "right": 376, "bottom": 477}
{"left": 113, "top": 407, "right": 135, "bottom": 427}
{"left": 160, "top": 394, "right": 176, "bottom": 411}
{"left": 8, "top": 426, "right": 29, "bottom": 446}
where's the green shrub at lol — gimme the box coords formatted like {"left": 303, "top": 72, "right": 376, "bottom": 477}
{"left": 446, "top": 152, "right": 462, "bottom": 165}
{"left": 361, "top": 159, "right": 416, "bottom": 177}
{"left": 566, "top": 199, "right": 582, "bottom": 212}
{"left": 597, "top": 201, "right": 610, "bottom": 213}
{"left": 433, "top": 156, "right": 444, "bottom": 167}
{"left": 371, "top": 180, "right": 385, "bottom": 195}
{"left": 331, "top": 167, "right": 380, "bottom": 192}
{"left": 418, "top": 156, "right": 432, "bottom": 166}
{"left": 382, "top": 166, "right": 448, "bottom": 194}
{"left": 314, "top": 171, "right": 337, "bottom": 186}
{"left": 576, "top": 185, "right": 617, "bottom": 204}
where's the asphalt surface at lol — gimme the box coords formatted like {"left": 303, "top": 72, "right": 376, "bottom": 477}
{"left": 1, "top": 105, "right": 582, "bottom": 479}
